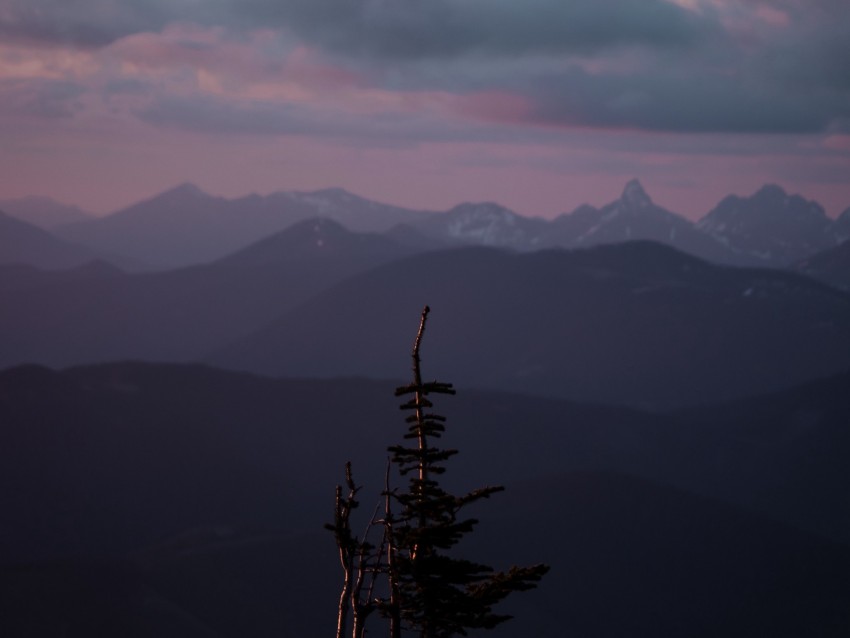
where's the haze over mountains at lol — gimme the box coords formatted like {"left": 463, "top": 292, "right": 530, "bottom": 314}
{"left": 0, "top": 209, "right": 101, "bottom": 270}
{"left": 2, "top": 179, "right": 850, "bottom": 407}
{"left": 4, "top": 179, "right": 849, "bottom": 271}
{"left": 53, "top": 183, "right": 434, "bottom": 269}
{"left": 2, "top": 179, "right": 850, "bottom": 636}
{"left": 0, "top": 195, "right": 93, "bottom": 230}
{"left": 211, "top": 242, "right": 850, "bottom": 407}
{"left": 0, "top": 218, "right": 417, "bottom": 369}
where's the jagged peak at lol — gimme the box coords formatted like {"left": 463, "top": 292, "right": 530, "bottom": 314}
{"left": 752, "top": 183, "right": 788, "bottom": 201}
{"left": 755, "top": 184, "right": 787, "bottom": 197}
{"left": 295, "top": 187, "right": 365, "bottom": 203}
{"left": 310, "top": 187, "right": 354, "bottom": 197}
{"left": 621, "top": 179, "right": 652, "bottom": 208}
{"left": 448, "top": 201, "right": 518, "bottom": 216}
{"left": 161, "top": 182, "right": 207, "bottom": 198}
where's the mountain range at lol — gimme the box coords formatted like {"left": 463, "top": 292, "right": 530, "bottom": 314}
{"left": 53, "top": 183, "right": 433, "bottom": 269}
{"left": 0, "top": 195, "right": 92, "bottom": 229}
{"left": 0, "top": 218, "right": 420, "bottom": 368}
{"left": 211, "top": 241, "right": 850, "bottom": 408}
{"left": 4, "top": 180, "right": 848, "bottom": 271}
{"left": 3, "top": 176, "right": 850, "bottom": 637}
{"left": 2, "top": 229, "right": 850, "bottom": 407}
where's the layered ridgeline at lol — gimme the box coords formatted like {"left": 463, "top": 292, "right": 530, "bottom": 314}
{"left": 795, "top": 239, "right": 850, "bottom": 290}
{"left": 3, "top": 235, "right": 850, "bottom": 406}
{"left": 0, "top": 362, "right": 847, "bottom": 637}
{"left": 5, "top": 180, "right": 847, "bottom": 271}
{"left": 212, "top": 242, "right": 850, "bottom": 408}
{"left": 0, "top": 195, "right": 92, "bottom": 230}
{"left": 0, "top": 218, "right": 419, "bottom": 368}
{"left": 408, "top": 180, "right": 850, "bottom": 267}
{"left": 53, "top": 184, "right": 435, "bottom": 269}
{"left": 0, "top": 209, "right": 101, "bottom": 270}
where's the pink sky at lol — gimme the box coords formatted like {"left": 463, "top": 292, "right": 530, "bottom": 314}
{"left": 0, "top": 0, "right": 848, "bottom": 220}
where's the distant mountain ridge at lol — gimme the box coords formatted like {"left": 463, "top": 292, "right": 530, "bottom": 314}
{"left": 9, "top": 179, "right": 844, "bottom": 271}
{"left": 406, "top": 180, "right": 850, "bottom": 268}
{"left": 0, "top": 195, "right": 92, "bottom": 229}
{"left": 54, "top": 183, "right": 434, "bottom": 269}
{"left": 547, "top": 179, "right": 754, "bottom": 265}
{"left": 698, "top": 184, "right": 839, "bottom": 265}
{"left": 0, "top": 217, "right": 422, "bottom": 368}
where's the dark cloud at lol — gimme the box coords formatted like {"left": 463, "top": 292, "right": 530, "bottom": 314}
{"left": 2, "top": 0, "right": 848, "bottom": 136}
{"left": 240, "top": 0, "right": 712, "bottom": 59}
{"left": 524, "top": 63, "right": 850, "bottom": 134}
{"left": 0, "top": 0, "right": 710, "bottom": 55}
{"left": 0, "top": 1, "right": 166, "bottom": 47}
{"left": 245, "top": 0, "right": 847, "bottom": 135}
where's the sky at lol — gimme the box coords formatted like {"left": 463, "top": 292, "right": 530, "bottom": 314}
{"left": 0, "top": 0, "right": 848, "bottom": 220}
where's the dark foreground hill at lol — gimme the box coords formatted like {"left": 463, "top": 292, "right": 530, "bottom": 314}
{"left": 0, "top": 362, "right": 847, "bottom": 636}
{"left": 213, "top": 241, "right": 850, "bottom": 408}
{"left": 2, "top": 474, "right": 846, "bottom": 638}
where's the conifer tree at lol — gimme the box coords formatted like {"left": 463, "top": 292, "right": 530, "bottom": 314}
{"left": 329, "top": 306, "right": 548, "bottom": 638}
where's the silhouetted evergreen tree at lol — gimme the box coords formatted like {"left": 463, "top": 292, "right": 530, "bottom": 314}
{"left": 329, "top": 306, "right": 548, "bottom": 638}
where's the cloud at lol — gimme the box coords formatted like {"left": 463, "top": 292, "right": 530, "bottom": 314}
{"left": 522, "top": 62, "right": 849, "bottom": 134}
{"left": 239, "top": 0, "right": 713, "bottom": 59}
{"left": 0, "top": 0, "right": 711, "bottom": 55}
{"left": 0, "top": 0, "right": 847, "bottom": 137}
{"left": 0, "top": 1, "right": 177, "bottom": 47}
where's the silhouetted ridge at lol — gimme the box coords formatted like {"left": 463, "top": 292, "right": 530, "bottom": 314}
{"left": 215, "top": 217, "right": 407, "bottom": 267}
{"left": 795, "top": 239, "right": 850, "bottom": 290}
{"left": 211, "top": 241, "right": 850, "bottom": 408}
{"left": 0, "top": 209, "right": 99, "bottom": 269}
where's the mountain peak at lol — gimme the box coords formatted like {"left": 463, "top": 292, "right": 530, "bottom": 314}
{"left": 755, "top": 183, "right": 786, "bottom": 196}
{"left": 449, "top": 201, "right": 518, "bottom": 218}
{"left": 311, "top": 187, "right": 354, "bottom": 198}
{"left": 752, "top": 184, "right": 788, "bottom": 203}
{"left": 621, "top": 179, "right": 652, "bottom": 208}
{"left": 162, "top": 182, "right": 207, "bottom": 199}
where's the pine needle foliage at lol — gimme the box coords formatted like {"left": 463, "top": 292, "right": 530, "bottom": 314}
{"left": 386, "top": 306, "right": 549, "bottom": 638}
{"left": 329, "top": 306, "right": 548, "bottom": 638}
